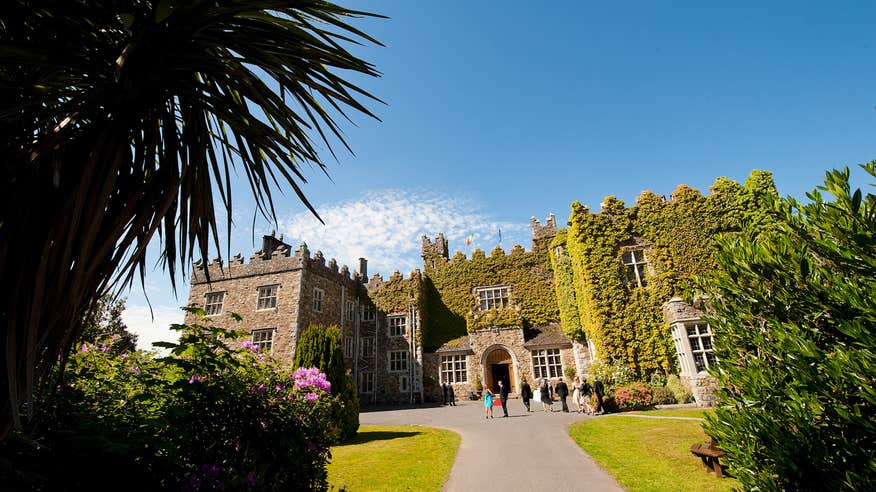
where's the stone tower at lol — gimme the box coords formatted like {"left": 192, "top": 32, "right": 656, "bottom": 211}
{"left": 421, "top": 233, "right": 449, "bottom": 269}
{"left": 530, "top": 214, "right": 557, "bottom": 252}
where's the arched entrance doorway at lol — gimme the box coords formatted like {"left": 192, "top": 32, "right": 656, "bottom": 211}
{"left": 483, "top": 346, "right": 516, "bottom": 394}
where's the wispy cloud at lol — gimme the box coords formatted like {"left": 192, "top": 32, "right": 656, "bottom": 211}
{"left": 280, "top": 190, "right": 530, "bottom": 277}
{"left": 121, "top": 304, "right": 185, "bottom": 353}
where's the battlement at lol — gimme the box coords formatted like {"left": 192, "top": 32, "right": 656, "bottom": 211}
{"left": 192, "top": 234, "right": 363, "bottom": 288}
{"left": 365, "top": 268, "right": 422, "bottom": 292}
{"left": 530, "top": 213, "right": 557, "bottom": 251}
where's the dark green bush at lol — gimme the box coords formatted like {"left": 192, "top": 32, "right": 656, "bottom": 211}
{"left": 701, "top": 163, "right": 876, "bottom": 490}
{"left": 652, "top": 386, "right": 677, "bottom": 405}
{"left": 665, "top": 375, "right": 693, "bottom": 404}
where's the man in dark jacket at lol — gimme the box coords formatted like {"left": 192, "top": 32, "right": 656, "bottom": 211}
{"left": 520, "top": 378, "right": 533, "bottom": 412}
{"left": 594, "top": 378, "right": 606, "bottom": 414}
{"left": 555, "top": 377, "right": 570, "bottom": 412}
{"left": 498, "top": 379, "right": 510, "bottom": 417}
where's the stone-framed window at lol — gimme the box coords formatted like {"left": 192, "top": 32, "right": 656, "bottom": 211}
{"left": 359, "top": 371, "right": 374, "bottom": 393}
{"left": 622, "top": 249, "right": 649, "bottom": 288}
{"left": 346, "top": 301, "right": 356, "bottom": 322}
{"left": 344, "top": 336, "right": 353, "bottom": 358}
{"left": 256, "top": 284, "right": 278, "bottom": 310}
{"left": 476, "top": 285, "right": 509, "bottom": 311}
{"left": 251, "top": 328, "right": 274, "bottom": 353}
{"left": 440, "top": 354, "right": 467, "bottom": 383}
{"left": 388, "top": 315, "right": 406, "bottom": 337}
{"left": 362, "top": 304, "right": 376, "bottom": 321}
{"left": 312, "top": 288, "right": 324, "bottom": 312}
{"left": 531, "top": 348, "right": 563, "bottom": 379}
{"left": 359, "top": 337, "right": 374, "bottom": 358}
{"left": 388, "top": 350, "right": 408, "bottom": 372}
{"left": 686, "top": 323, "right": 717, "bottom": 372}
{"left": 204, "top": 291, "right": 225, "bottom": 316}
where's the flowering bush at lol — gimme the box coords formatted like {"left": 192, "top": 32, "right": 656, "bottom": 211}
{"left": 613, "top": 383, "right": 654, "bottom": 411}
{"left": 1, "top": 308, "right": 338, "bottom": 491}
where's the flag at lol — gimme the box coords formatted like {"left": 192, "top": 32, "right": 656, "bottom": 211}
{"left": 465, "top": 235, "right": 473, "bottom": 246}
{"left": 498, "top": 227, "right": 502, "bottom": 244}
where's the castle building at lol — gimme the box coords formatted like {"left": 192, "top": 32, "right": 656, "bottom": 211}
{"left": 185, "top": 169, "right": 774, "bottom": 406}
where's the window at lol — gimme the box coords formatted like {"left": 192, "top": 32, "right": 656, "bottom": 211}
{"left": 346, "top": 301, "right": 356, "bottom": 321}
{"left": 622, "top": 249, "right": 649, "bottom": 288}
{"left": 362, "top": 304, "right": 375, "bottom": 321}
{"left": 256, "top": 284, "right": 278, "bottom": 310}
{"left": 359, "top": 372, "right": 374, "bottom": 393}
{"left": 687, "top": 323, "right": 717, "bottom": 372}
{"left": 312, "top": 288, "right": 324, "bottom": 312}
{"left": 359, "top": 337, "right": 374, "bottom": 358}
{"left": 476, "top": 286, "right": 509, "bottom": 311}
{"left": 441, "top": 354, "right": 468, "bottom": 383}
{"left": 531, "top": 348, "right": 563, "bottom": 379}
{"left": 399, "top": 375, "right": 409, "bottom": 392}
{"left": 205, "top": 291, "right": 224, "bottom": 316}
{"left": 388, "top": 316, "right": 406, "bottom": 337}
{"left": 251, "top": 328, "right": 274, "bottom": 353}
{"left": 344, "top": 336, "right": 353, "bottom": 358}
{"left": 388, "top": 350, "right": 408, "bottom": 372}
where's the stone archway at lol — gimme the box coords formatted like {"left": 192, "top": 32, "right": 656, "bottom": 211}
{"left": 482, "top": 345, "right": 517, "bottom": 394}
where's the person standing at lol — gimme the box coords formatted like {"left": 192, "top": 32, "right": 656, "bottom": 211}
{"left": 442, "top": 382, "right": 448, "bottom": 405}
{"left": 483, "top": 385, "right": 495, "bottom": 419}
{"left": 594, "top": 377, "right": 606, "bottom": 415}
{"left": 556, "top": 377, "right": 570, "bottom": 413}
{"left": 581, "top": 378, "right": 594, "bottom": 415}
{"left": 520, "top": 378, "right": 533, "bottom": 412}
{"left": 539, "top": 378, "right": 552, "bottom": 412}
{"left": 498, "top": 379, "right": 510, "bottom": 417}
{"left": 572, "top": 377, "right": 582, "bottom": 413}
{"left": 449, "top": 384, "right": 456, "bottom": 406}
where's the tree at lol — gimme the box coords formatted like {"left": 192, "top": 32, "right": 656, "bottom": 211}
{"left": 0, "top": 1, "right": 382, "bottom": 437}
{"left": 78, "top": 295, "right": 138, "bottom": 354}
{"left": 700, "top": 162, "right": 876, "bottom": 490}
{"left": 293, "top": 324, "right": 359, "bottom": 440}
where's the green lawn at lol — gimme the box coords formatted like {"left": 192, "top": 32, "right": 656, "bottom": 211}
{"left": 327, "top": 425, "right": 460, "bottom": 491}
{"left": 569, "top": 409, "right": 737, "bottom": 492}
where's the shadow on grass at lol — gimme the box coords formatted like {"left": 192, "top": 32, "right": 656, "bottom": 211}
{"left": 342, "top": 430, "right": 422, "bottom": 446}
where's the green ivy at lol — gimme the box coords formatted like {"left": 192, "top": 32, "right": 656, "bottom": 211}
{"left": 549, "top": 229, "right": 584, "bottom": 340}
{"left": 563, "top": 170, "right": 778, "bottom": 377}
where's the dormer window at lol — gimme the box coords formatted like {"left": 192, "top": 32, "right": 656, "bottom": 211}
{"left": 476, "top": 286, "right": 509, "bottom": 311}
{"left": 622, "top": 249, "right": 649, "bottom": 288}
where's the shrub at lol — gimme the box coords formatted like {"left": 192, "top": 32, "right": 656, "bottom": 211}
{"left": 652, "top": 386, "right": 677, "bottom": 405}
{"left": 700, "top": 163, "right": 876, "bottom": 490}
{"left": 613, "top": 383, "right": 654, "bottom": 411}
{"left": 665, "top": 375, "right": 694, "bottom": 404}
{"left": 587, "top": 359, "right": 635, "bottom": 386}
{"left": 0, "top": 309, "right": 337, "bottom": 491}
{"left": 649, "top": 371, "right": 667, "bottom": 388}
{"left": 564, "top": 366, "right": 577, "bottom": 379}
{"left": 293, "top": 324, "right": 360, "bottom": 441}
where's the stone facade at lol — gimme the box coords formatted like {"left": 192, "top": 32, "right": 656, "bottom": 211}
{"left": 662, "top": 297, "right": 718, "bottom": 406}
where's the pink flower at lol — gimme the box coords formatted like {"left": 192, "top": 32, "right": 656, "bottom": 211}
{"left": 240, "top": 340, "right": 260, "bottom": 352}
{"left": 81, "top": 343, "right": 89, "bottom": 352}
{"left": 188, "top": 375, "right": 205, "bottom": 384}
{"left": 305, "top": 392, "right": 319, "bottom": 402}
{"left": 100, "top": 344, "right": 110, "bottom": 352}
{"left": 128, "top": 366, "right": 141, "bottom": 375}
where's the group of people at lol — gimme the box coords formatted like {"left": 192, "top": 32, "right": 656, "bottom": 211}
{"left": 441, "top": 382, "right": 457, "bottom": 406}
{"left": 483, "top": 376, "right": 605, "bottom": 417}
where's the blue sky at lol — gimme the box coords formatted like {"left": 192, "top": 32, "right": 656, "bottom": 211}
{"left": 122, "top": 0, "right": 876, "bottom": 348}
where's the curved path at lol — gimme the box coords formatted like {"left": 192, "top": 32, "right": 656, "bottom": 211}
{"left": 361, "top": 400, "right": 624, "bottom": 491}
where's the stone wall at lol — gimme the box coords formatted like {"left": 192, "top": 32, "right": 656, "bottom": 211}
{"left": 682, "top": 374, "right": 719, "bottom": 407}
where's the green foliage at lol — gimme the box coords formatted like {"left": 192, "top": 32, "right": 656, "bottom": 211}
{"left": 466, "top": 307, "right": 522, "bottom": 331}
{"left": 587, "top": 359, "right": 636, "bottom": 386}
{"left": 700, "top": 163, "right": 876, "bottom": 490}
{"left": 665, "top": 375, "right": 694, "bottom": 404}
{"left": 1, "top": 309, "right": 337, "bottom": 490}
{"left": 421, "top": 245, "right": 558, "bottom": 350}
{"left": 564, "top": 366, "right": 578, "bottom": 379}
{"left": 78, "top": 294, "right": 138, "bottom": 354}
{"left": 293, "top": 324, "right": 360, "bottom": 440}
{"left": 549, "top": 229, "right": 585, "bottom": 340}
{"left": 651, "top": 386, "right": 677, "bottom": 405}
{"left": 649, "top": 371, "right": 668, "bottom": 388}
{"left": 565, "top": 171, "right": 778, "bottom": 377}
{"left": 1, "top": 0, "right": 384, "bottom": 436}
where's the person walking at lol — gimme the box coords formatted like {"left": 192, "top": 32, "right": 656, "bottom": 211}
{"left": 520, "top": 378, "right": 533, "bottom": 412}
{"left": 556, "top": 377, "right": 570, "bottom": 413}
{"left": 539, "top": 378, "right": 552, "bottom": 412}
{"left": 572, "top": 377, "right": 582, "bottom": 413}
{"left": 483, "top": 385, "right": 495, "bottom": 419}
{"left": 581, "top": 378, "right": 594, "bottom": 414}
{"left": 449, "top": 384, "right": 456, "bottom": 406}
{"left": 442, "top": 382, "right": 448, "bottom": 405}
{"left": 594, "top": 377, "right": 606, "bottom": 415}
{"left": 498, "top": 379, "right": 510, "bottom": 417}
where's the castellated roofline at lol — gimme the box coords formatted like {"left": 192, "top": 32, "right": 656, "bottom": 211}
{"left": 191, "top": 236, "right": 363, "bottom": 287}
{"left": 365, "top": 268, "right": 422, "bottom": 292}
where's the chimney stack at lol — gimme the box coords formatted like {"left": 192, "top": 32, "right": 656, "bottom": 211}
{"left": 359, "top": 258, "right": 368, "bottom": 279}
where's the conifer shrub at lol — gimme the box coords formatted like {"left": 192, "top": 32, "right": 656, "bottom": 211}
{"left": 293, "top": 324, "right": 360, "bottom": 440}
{"left": 700, "top": 163, "right": 876, "bottom": 490}
{"left": 651, "top": 386, "right": 677, "bottom": 405}
{"left": 665, "top": 375, "right": 694, "bottom": 404}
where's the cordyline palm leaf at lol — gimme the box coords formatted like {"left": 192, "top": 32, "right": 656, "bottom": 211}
{"left": 0, "top": 0, "right": 383, "bottom": 438}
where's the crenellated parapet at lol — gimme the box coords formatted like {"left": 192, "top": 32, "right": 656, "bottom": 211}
{"left": 530, "top": 213, "right": 558, "bottom": 251}
{"left": 192, "top": 234, "right": 363, "bottom": 289}
{"left": 421, "top": 233, "right": 448, "bottom": 268}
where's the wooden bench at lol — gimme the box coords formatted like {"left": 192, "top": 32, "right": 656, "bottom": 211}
{"left": 690, "top": 437, "right": 726, "bottom": 478}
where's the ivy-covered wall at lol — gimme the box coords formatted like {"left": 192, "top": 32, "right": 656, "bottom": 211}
{"left": 419, "top": 242, "right": 559, "bottom": 351}
{"left": 563, "top": 170, "right": 778, "bottom": 377}
{"left": 549, "top": 229, "right": 584, "bottom": 341}
{"left": 367, "top": 271, "right": 425, "bottom": 344}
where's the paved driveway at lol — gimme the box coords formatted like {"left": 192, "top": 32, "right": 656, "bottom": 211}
{"left": 360, "top": 399, "right": 624, "bottom": 492}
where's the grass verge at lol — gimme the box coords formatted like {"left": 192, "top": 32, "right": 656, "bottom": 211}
{"left": 569, "top": 409, "right": 737, "bottom": 492}
{"left": 327, "top": 425, "right": 460, "bottom": 491}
